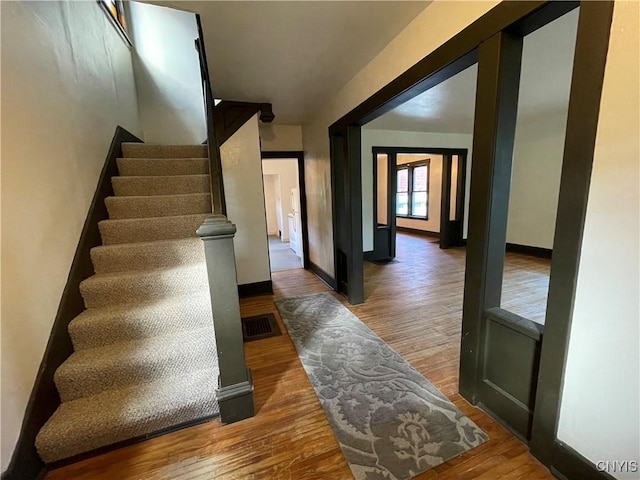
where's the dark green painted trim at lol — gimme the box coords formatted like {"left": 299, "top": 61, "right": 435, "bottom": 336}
{"left": 476, "top": 401, "right": 529, "bottom": 445}
{"left": 329, "top": 2, "right": 577, "bottom": 134}
{"left": 505, "top": 243, "right": 552, "bottom": 259}
{"left": 329, "top": 126, "right": 362, "bottom": 303}
{"left": 396, "top": 226, "right": 440, "bottom": 238}
{"left": 215, "top": 101, "right": 274, "bottom": 146}
{"left": 346, "top": 126, "right": 364, "bottom": 305}
{"left": 440, "top": 153, "right": 453, "bottom": 248}
{"left": 551, "top": 441, "right": 617, "bottom": 480}
{"left": 238, "top": 280, "right": 273, "bottom": 298}
{"left": 530, "top": 0, "right": 615, "bottom": 467}
{"left": 484, "top": 307, "right": 543, "bottom": 341}
{"left": 309, "top": 261, "right": 337, "bottom": 290}
{"left": 1, "top": 127, "right": 142, "bottom": 480}
{"left": 195, "top": 14, "right": 226, "bottom": 216}
{"left": 479, "top": 309, "right": 542, "bottom": 440}
{"left": 459, "top": 29, "right": 523, "bottom": 404}
{"left": 216, "top": 368, "right": 254, "bottom": 424}
{"left": 261, "top": 151, "right": 310, "bottom": 270}
{"left": 370, "top": 148, "right": 397, "bottom": 262}
{"left": 372, "top": 146, "right": 468, "bottom": 156}
{"left": 332, "top": 131, "right": 349, "bottom": 296}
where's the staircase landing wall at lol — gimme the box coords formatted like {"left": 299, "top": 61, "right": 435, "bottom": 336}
{"left": 1, "top": 1, "right": 142, "bottom": 472}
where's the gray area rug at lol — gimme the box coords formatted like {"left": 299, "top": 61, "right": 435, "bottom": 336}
{"left": 276, "top": 293, "right": 488, "bottom": 480}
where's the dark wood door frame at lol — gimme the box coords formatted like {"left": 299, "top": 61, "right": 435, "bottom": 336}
{"left": 440, "top": 152, "right": 468, "bottom": 249}
{"left": 371, "top": 146, "right": 468, "bottom": 251}
{"left": 369, "top": 149, "right": 397, "bottom": 262}
{"left": 328, "top": 1, "right": 614, "bottom": 478}
{"left": 329, "top": 2, "right": 580, "bottom": 307}
{"left": 261, "top": 151, "right": 310, "bottom": 270}
{"left": 530, "top": 3, "right": 614, "bottom": 474}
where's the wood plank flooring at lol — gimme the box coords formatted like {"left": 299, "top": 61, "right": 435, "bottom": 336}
{"left": 46, "top": 232, "right": 553, "bottom": 479}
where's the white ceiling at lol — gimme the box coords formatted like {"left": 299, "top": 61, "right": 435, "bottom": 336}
{"left": 365, "top": 8, "right": 579, "bottom": 134}
{"left": 144, "top": 1, "right": 429, "bottom": 124}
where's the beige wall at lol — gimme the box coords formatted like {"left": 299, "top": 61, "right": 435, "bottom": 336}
{"left": 128, "top": 2, "right": 207, "bottom": 144}
{"left": 301, "top": 1, "right": 498, "bottom": 276}
{"left": 259, "top": 124, "right": 303, "bottom": 152}
{"left": 557, "top": 2, "right": 639, "bottom": 475}
{"left": 262, "top": 175, "right": 279, "bottom": 236}
{"left": 0, "top": 1, "right": 141, "bottom": 471}
{"left": 221, "top": 114, "right": 271, "bottom": 286}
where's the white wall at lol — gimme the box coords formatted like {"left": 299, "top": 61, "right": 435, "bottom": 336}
{"left": 302, "top": 1, "right": 498, "bottom": 276}
{"left": 259, "top": 124, "right": 303, "bottom": 151}
{"left": 263, "top": 175, "right": 279, "bottom": 235}
{"left": 396, "top": 154, "right": 444, "bottom": 234}
{"left": 557, "top": 2, "right": 640, "bottom": 477}
{"left": 506, "top": 112, "right": 567, "bottom": 249}
{"left": 262, "top": 159, "right": 300, "bottom": 242}
{"left": 128, "top": 2, "right": 206, "bottom": 144}
{"left": 361, "top": 129, "right": 474, "bottom": 251}
{"left": 0, "top": 1, "right": 141, "bottom": 471}
{"left": 221, "top": 114, "right": 271, "bottom": 285}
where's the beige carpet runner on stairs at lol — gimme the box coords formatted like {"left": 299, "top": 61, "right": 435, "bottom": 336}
{"left": 36, "top": 143, "right": 220, "bottom": 463}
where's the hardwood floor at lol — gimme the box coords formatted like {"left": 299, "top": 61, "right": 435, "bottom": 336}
{"left": 46, "top": 233, "right": 553, "bottom": 480}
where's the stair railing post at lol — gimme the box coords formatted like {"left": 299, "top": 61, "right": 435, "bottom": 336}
{"left": 197, "top": 214, "right": 254, "bottom": 423}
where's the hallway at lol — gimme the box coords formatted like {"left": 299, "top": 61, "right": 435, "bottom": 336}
{"left": 46, "top": 233, "right": 552, "bottom": 479}
{"left": 268, "top": 235, "right": 303, "bottom": 272}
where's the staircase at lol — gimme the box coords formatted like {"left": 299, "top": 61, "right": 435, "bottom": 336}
{"left": 35, "top": 143, "right": 220, "bottom": 463}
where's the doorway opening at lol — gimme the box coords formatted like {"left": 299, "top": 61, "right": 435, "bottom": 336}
{"left": 368, "top": 146, "right": 468, "bottom": 263}
{"left": 261, "top": 151, "right": 310, "bottom": 273}
{"left": 328, "top": 1, "right": 612, "bottom": 474}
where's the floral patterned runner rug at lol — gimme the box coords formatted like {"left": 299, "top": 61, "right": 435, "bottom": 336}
{"left": 275, "top": 292, "right": 488, "bottom": 480}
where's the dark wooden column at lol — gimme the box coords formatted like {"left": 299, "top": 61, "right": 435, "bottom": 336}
{"left": 459, "top": 30, "right": 523, "bottom": 402}
{"left": 197, "top": 215, "right": 254, "bottom": 424}
{"left": 440, "top": 154, "right": 453, "bottom": 249}
{"left": 330, "top": 125, "right": 364, "bottom": 305}
{"left": 530, "top": 1, "right": 615, "bottom": 467}
{"left": 345, "top": 125, "right": 364, "bottom": 305}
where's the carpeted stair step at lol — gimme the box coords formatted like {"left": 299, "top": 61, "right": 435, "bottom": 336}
{"left": 112, "top": 174, "right": 210, "bottom": 196}
{"left": 105, "top": 193, "right": 211, "bottom": 220}
{"left": 117, "top": 158, "right": 209, "bottom": 177}
{"left": 91, "top": 238, "right": 205, "bottom": 274}
{"left": 54, "top": 326, "right": 216, "bottom": 402}
{"left": 79, "top": 264, "right": 208, "bottom": 309}
{"left": 122, "top": 143, "right": 208, "bottom": 159}
{"left": 99, "top": 213, "right": 207, "bottom": 245}
{"left": 68, "top": 291, "right": 212, "bottom": 350}
{"left": 36, "top": 367, "right": 218, "bottom": 463}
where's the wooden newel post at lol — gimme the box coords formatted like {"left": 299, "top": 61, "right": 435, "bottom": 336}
{"left": 197, "top": 214, "right": 254, "bottom": 423}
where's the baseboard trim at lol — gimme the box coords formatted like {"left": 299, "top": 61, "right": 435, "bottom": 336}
{"left": 238, "top": 280, "right": 273, "bottom": 298}
{"left": 1, "top": 127, "right": 142, "bottom": 480}
{"left": 363, "top": 250, "right": 375, "bottom": 262}
{"left": 506, "top": 242, "right": 552, "bottom": 259}
{"left": 396, "top": 226, "right": 440, "bottom": 238}
{"left": 550, "top": 441, "right": 617, "bottom": 480}
{"left": 217, "top": 368, "right": 255, "bottom": 424}
{"left": 309, "top": 261, "right": 336, "bottom": 289}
